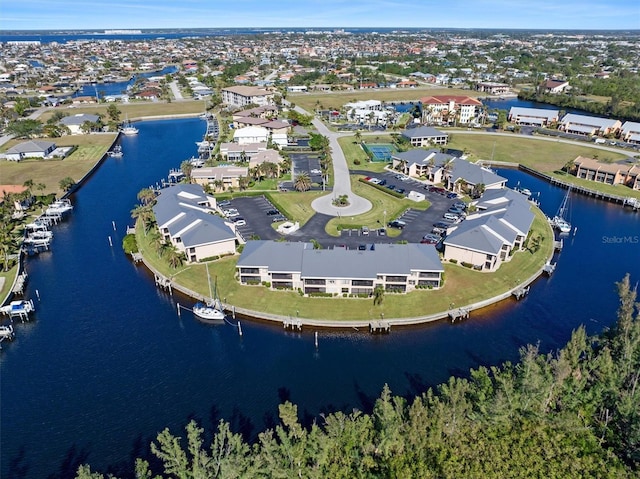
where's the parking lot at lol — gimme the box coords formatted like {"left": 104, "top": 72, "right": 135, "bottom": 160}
{"left": 221, "top": 195, "right": 287, "bottom": 241}
{"left": 279, "top": 152, "right": 324, "bottom": 191}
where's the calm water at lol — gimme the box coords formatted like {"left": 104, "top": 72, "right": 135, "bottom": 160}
{"left": 1, "top": 119, "right": 639, "bottom": 478}
{"left": 74, "top": 66, "right": 178, "bottom": 99}
{"left": 483, "top": 97, "right": 601, "bottom": 117}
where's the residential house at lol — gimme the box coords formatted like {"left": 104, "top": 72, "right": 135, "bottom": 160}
{"left": 59, "top": 113, "right": 100, "bottom": 134}
{"left": 191, "top": 166, "right": 249, "bottom": 191}
{"left": 559, "top": 113, "right": 621, "bottom": 137}
{"left": 508, "top": 107, "right": 559, "bottom": 126}
{"left": 443, "top": 188, "right": 534, "bottom": 272}
{"left": 401, "top": 126, "right": 449, "bottom": 146}
{"left": 248, "top": 149, "right": 284, "bottom": 171}
{"left": 236, "top": 241, "right": 444, "bottom": 294}
{"left": 476, "top": 82, "right": 511, "bottom": 95}
{"left": 221, "top": 86, "right": 273, "bottom": 108}
{"left": 446, "top": 158, "right": 507, "bottom": 194}
{"left": 152, "top": 184, "right": 238, "bottom": 263}
{"left": 4, "top": 140, "right": 57, "bottom": 161}
{"left": 573, "top": 156, "right": 640, "bottom": 190}
{"left": 233, "top": 126, "right": 269, "bottom": 145}
{"left": 392, "top": 149, "right": 454, "bottom": 181}
{"left": 540, "top": 79, "right": 569, "bottom": 94}
{"left": 420, "top": 95, "right": 482, "bottom": 125}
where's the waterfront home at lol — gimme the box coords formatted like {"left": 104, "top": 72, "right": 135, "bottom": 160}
{"left": 508, "top": 107, "right": 559, "bottom": 126}
{"left": 559, "top": 113, "right": 621, "bottom": 137}
{"left": 401, "top": 126, "right": 449, "bottom": 146}
{"left": 391, "top": 149, "right": 455, "bottom": 181}
{"left": 620, "top": 121, "right": 640, "bottom": 145}
{"left": 343, "top": 100, "right": 383, "bottom": 111}
{"left": 59, "top": 113, "right": 100, "bottom": 134}
{"left": 540, "top": 79, "right": 569, "bottom": 94}
{"left": 221, "top": 86, "right": 273, "bottom": 108}
{"left": 443, "top": 188, "right": 534, "bottom": 272}
{"left": 420, "top": 95, "right": 482, "bottom": 125}
{"left": 231, "top": 105, "right": 278, "bottom": 121}
{"left": 152, "top": 184, "right": 238, "bottom": 263}
{"left": 248, "top": 149, "right": 284, "bottom": 171}
{"left": 572, "top": 156, "right": 640, "bottom": 190}
{"left": 475, "top": 82, "right": 511, "bottom": 95}
{"left": 236, "top": 241, "right": 444, "bottom": 294}
{"left": 191, "top": 166, "right": 249, "bottom": 191}
{"left": 446, "top": 158, "right": 508, "bottom": 194}
{"left": 233, "top": 125, "right": 288, "bottom": 148}
{"left": 219, "top": 142, "right": 267, "bottom": 162}
{"left": 4, "top": 140, "right": 57, "bottom": 161}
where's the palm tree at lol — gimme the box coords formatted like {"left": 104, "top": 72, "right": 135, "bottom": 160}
{"left": 373, "top": 285, "right": 384, "bottom": 306}
{"left": 180, "top": 160, "right": 194, "bottom": 181}
{"left": 137, "top": 187, "right": 156, "bottom": 206}
{"left": 164, "top": 245, "right": 186, "bottom": 270}
{"left": 354, "top": 130, "right": 362, "bottom": 144}
{"left": 294, "top": 172, "right": 311, "bottom": 192}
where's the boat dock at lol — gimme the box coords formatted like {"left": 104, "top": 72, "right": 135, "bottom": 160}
{"left": 554, "top": 239, "right": 563, "bottom": 251}
{"left": 512, "top": 286, "right": 530, "bottom": 300}
{"left": 154, "top": 274, "right": 172, "bottom": 293}
{"left": 449, "top": 308, "right": 470, "bottom": 322}
{"left": 369, "top": 320, "right": 391, "bottom": 333}
{"left": 519, "top": 165, "right": 640, "bottom": 207}
{"left": 131, "top": 252, "right": 143, "bottom": 263}
{"left": 11, "top": 272, "right": 28, "bottom": 295}
{"left": 284, "top": 317, "right": 303, "bottom": 331}
{"left": 0, "top": 299, "right": 35, "bottom": 321}
{"left": 543, "top": 262, "right": 557, "bottom": 276}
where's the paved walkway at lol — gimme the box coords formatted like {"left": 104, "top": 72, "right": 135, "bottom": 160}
{"left": 294, "top": 106, "right": 372, "bottom": 217}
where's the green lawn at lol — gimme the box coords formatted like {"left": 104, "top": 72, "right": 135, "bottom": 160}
{"left": 0, "top": 134, "right": 117, "bottom": 195}
{"left": 136, "top": 203, "right": 553, "bottom": 321}
{"left": 0, "top": 265, "right": 19, "bottom": 306}
{"left": 324, "top": 175, "right": 431, "bottom": 236}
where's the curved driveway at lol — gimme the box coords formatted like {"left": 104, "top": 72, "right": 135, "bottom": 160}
{"left": 294, "top": 106, "right": 372, "bottom": 217}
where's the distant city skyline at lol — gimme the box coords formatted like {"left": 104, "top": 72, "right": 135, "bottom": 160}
{"left": 3, "top": 0, "right": 640, "bottom": 31}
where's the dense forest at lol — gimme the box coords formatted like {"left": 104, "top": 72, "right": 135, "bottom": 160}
{"left": 77, "top": 275, "right": 639, "bottom": 478}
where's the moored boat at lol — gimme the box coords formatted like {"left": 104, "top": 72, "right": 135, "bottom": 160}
{"left": 108, "top": 145, "right": 123, "bottom": 158}
{"left": 550, "top": 187, "right": 572, "bottom": 233}
{"left": 193, "top": 265, "right": 225, "bottom": 322}
{"left": 120, "top": 117, "right": 139, "bottom": 136}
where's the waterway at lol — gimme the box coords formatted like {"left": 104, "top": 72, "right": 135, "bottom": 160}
{"left": 73, "top": 66, "right": 178, "bottom": 99}
{"left": 1, "top": 119, "right": 639, "bottom": 478}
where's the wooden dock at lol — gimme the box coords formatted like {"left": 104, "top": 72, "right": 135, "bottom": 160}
{"left": 154, "top": 274, "right": 172, "bottom": 293}
{"left": 131, "top": 252, "right": 143, "bottom": 263}
{"left": 369, "top": 320, "right": 390, "bottom": 334}
{"left": 554, "top": 239, "right": 563, "bottom": 251}
{"left": 11, "top": 272, "right": 28, "bottom": 295}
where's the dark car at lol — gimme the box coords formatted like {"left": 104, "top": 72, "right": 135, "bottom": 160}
{"left": 272, "top": 215, "right": 287, "bottom": 223}
{"left": 446, "top": 192, "right": 458, "bottom": 199}
{"left": 266, "top": 209, "right": 280, "bottom": 215}
{"left": 378, "top": 228, "right": 387, "bottom": 236}
{"left": 448, "top": 206, "right": 465, "bottom": 214}
{"left": 358, "top": 244, "right": 367, "bottom": 251}
{"left": 378, "top": 179, "right": 387, "bottom": 186}
{"left": 433, "top": 221, "right": 451, "bottom": 229}
{"left": 387, "top": 184, "right": 396, "bottom": 190}
{"left": 388, "top": 220, "right": 406, "bottom": 229}
{"left": 395, "top": 188, "right": 405, "bottom": 195}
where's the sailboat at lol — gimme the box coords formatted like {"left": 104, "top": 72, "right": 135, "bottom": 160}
{"left": 551, "top": 187, "right": 572, "bottom": 233}
{"left": 119, "top": 115, "right": 139, "bottom": 136}
{"left": 192, "top": 264, "right": 225, "bottom": 321}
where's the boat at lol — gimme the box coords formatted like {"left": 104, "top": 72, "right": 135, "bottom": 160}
{"left": 108, "top": 145, "right": 123, "bottom": 158}
{"left": 120, "top": 116, "right": 139, "bottom": 136}
{"left": 0, "top": 299, "right": 35, "bottom": 320}
{"left": 551, "top": 187, "right": 572, "bottom": 233}
{"left": 0, "top": 324, "right": 14, "bottom": 341}
{"left": 45, "top": 198, "right": 73, "bottom": 215}
{"left": 193, "top": 265, "right": 225, "bottom": 321}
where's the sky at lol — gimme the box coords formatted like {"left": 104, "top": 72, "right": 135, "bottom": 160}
{"left": 2, "top": 0, "right": 639, "bottom": 31}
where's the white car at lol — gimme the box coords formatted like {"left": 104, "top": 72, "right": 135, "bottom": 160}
{"left": 443, "top": 212, "right": 460, "bottom": 221}
{"left": 224, "top": 209, "right": 239, "bottom": 218}
{"left": 234, "top": 219, "right": 247, "bottom": 227}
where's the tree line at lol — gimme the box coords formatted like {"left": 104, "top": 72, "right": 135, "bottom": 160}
{"left": 76, "top": 274, "right": 639, "bottom": 478}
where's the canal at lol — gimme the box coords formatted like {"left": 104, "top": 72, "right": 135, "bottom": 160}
{"left": 1, "top": 118, "right": 639, "bottom": 478}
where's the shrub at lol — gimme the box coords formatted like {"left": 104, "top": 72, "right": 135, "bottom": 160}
{"left": 122, "top": 234, "right": 138, "bottom": 254}
{"left": 262, "top": 281, "right": 271, "bottom": 288}
{"left": 449, "top": 259, "right": 458, "bottom": 264}
{"left": 461, "top": 261, "right": 473, "bottom": 268}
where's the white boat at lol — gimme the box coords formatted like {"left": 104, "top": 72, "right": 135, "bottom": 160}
{"left": 0, "top": 324, "right": 14, "bottom": 341}
{"left": 0, "top": 299, "right": 35, "bottom": 319}
{"left": 28, "top": 230, "right": 53, "bottom": 240}
{"left": 551, "top": 187, "right": 572, "bottom": 233}
{"left": 108, "top": 145, "right": 123, "bottom": 158}
{"left": 45, "top": 199, "right": 73, "bottom": 215}
{"left": 193, "top": 265, "right": 225, "bottom": 321}
{"left": 120, "top": 117, "right": 139, "bottom": 136}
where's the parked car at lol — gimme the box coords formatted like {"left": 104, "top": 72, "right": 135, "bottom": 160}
{"left": 395, "top": 188, "right": 406, "bottom": 195}
{"left": 388, "top": 220, "right": 407, "bottom": 229}
{"left": 378, "top": 179, "right": 387, "bottom": 186}
{"left": 378, "top": 228, "right": 387, "bottom": 236}
{"left": 443, "top": 213, "right": 460, "bottom": 221}
{"left": 358, "top": 244, "right": 367, "bottom": 251}
{"left": 224, "top": 209, "right": 239, "bottom": 217}
{"left": 431, "top": 227, "right": 447, "bottom": 235}
{"left": 446, "top": 192, "right": 458, "bottom": 199}
{"left": 266, "top": 209, "right": 280, "bottom": 215}
{"left": 452, "top": 201, "right": 466, "bottom": 210}
{"left": 387, "top": 184, "right": 396, "bottom": 190}
{"left": 421, "top": 233, "right": 441, "bottom": 244}
{"left": 218, "top": 200, "right": 231, "bottom": 207}
{"left": 448, "top": 206, "right": 465, "bottom": 214}
{"left": 272, "top": 215, "right": 287, "bottom": 223}
{"left": 361, "top": 226, "right": 369, "bottom": 236}
{"left": 232, "top": 217, "right": 246, "bottom": 226}
{"left": 433, "top": 221, "right": 451, "bottom": 229}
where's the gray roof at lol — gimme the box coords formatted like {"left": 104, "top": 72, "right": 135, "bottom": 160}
{"left": 152, "top": 184, "right": 235, "bottom": 247}
{"left": 6, "top": 139, "right": 56, "bottom": 154}
{"left": 236, "top": 240, "right": 312, "bottom": 272}
{"left": 60, "top": 113, "right": 100, "bottom": 125}
{"left": 237, "top": 241, "right": 443, "bottom": 279}
{"left": 509, "top": 107, "right": 559, "bottom": 120}
{"left": 401, "top": 126, "right": 448, "bottom": 139}
{"left": 450, "top": 158, "right": 506, "bottom": 187}
{"left": 472, "top": 188, "right": 535, "bottom": 235}
{"left": 560, "top": 113, "right": 619, "bottom": 129}
{"left": 392, "top": 149, "right": 452, "bottom": 166}
{"left": 443, "top": 217, "right": 506, "bottom": 255}
{"left": 302, "top": 243, "right": 443, "bottom": 279}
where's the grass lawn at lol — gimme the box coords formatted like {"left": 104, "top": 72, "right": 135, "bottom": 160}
{"left": 324, "top": 175, "right": 431, "bottom": 236}
{"left": 0, "top": 133, "right": 117, "bottom": 195}
{"left": 338, "top": 136, "right": 393, "bottom": 172}
{"left": 136, "top": 204, "right": 552, "bottom": 321}
{"left": 267, "top": 190, "right": 326, "bottom": 227}
{"left": 0, "top": 265, "right": 19, "bottom": 305}
{"left": 291, "top": 87, "right": 480, "bottom": 114}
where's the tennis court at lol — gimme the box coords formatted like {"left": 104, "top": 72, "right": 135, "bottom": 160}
{"left": 361, "top": 143, "right": 397, "bottom": 162}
